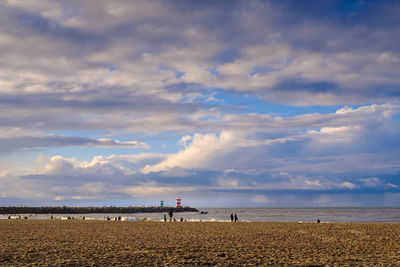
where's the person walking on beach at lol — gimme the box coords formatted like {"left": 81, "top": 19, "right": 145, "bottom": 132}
{"left": 164, "top": 215, "right": 167, "bottom": 222}
{"left": 168, "top": 209, "right": 173, "bottom": 222}
{"left": 230, "top": 213, "right": 234, "bottom": 222}
{"left": 234, "top": 213, "right": 238, "bottom": 222}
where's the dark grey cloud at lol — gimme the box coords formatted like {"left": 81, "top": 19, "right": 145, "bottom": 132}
{"left": 1, "top": 0, "right": 400, "bottom": 108}
{"left": 271, "top": 0, "right": 400, "bottom": 52}
{"left": 0, "top": 90, "right": 204, "bottom": 112}
{"left": 0, "top": 135, "right": 147, "bottom": 153}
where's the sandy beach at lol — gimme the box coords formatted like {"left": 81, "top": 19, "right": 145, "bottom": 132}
{"left": 1, "top": 220, "right": 399, "bottom": 266}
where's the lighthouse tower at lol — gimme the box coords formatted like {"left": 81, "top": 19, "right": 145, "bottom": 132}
{"left": 176, "top": 198, "right": 182, "bottom": 208}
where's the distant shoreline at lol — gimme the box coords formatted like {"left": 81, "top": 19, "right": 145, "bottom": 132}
{"left": 0, "top": 206, "right": 199, "bottom": 214}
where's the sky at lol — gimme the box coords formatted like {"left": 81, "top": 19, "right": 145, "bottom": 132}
{"left": 1, "top": 0, "right": 400, "bottom": 207}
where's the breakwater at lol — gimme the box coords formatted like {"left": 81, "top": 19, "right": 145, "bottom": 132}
{"left": 0, "top": 206, "right": 198, "bottom": 214}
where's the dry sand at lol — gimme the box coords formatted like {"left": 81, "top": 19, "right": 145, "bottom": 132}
{"left": 1, "top": 220, "right": 399, "bottom": 266}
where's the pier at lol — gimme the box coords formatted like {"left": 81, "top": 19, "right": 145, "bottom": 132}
{"left": 0, "top": 206, "right": 198, "bottom": 214}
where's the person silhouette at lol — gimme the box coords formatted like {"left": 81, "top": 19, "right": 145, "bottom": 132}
{"left": 234, "top": 213, "right": 238, "bottom": 222}
{"left": 230, "top": 213, "right": 234, "bottom": 222}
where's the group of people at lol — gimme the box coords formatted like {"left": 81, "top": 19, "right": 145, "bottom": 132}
{"left": 167, "top": 213, "right": 318, "bottom": 223}
{"left": 163, "top": 209, "right": 174, "bottom": 221}
{"left": 164, "top": 209, "right": 187, "bottom": 222}
{"left": 164, "top": 209, "right": 240, "bottom": 222}
{"left": 230, "top": 213, "right": 238, "bottom": 222}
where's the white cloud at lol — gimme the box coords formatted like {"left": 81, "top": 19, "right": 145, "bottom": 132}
{"left": 179, "top": 135, "right": 192, "bottom": 147}
{"left": 305, "top": 179, "right": 323, "bottom": 188}
{"left": 42, "top": 155, "right": 75, "bottom": 174}
{"left": 142, "top": 131, "right": 240, "bottom": 173}
{"left": 34, "top": 153, "right": 170, "bottom": 177}
{"left": 340, "top": 182, "right": 356, "bottom": 190}
{"left": 386, "top": 183, "right": 398, "bottom": 189}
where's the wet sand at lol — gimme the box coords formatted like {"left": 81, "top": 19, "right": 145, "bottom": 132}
{"left": 1, "top": 220, "right": 399, "bottom": 266}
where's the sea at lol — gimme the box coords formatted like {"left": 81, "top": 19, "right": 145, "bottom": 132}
{"left": 1, "top": 208, "right": 400, "bottom": 223}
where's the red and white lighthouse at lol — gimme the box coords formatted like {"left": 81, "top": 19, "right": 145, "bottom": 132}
{"left": 176, "top": 198, "right": 182, "bottom": 208}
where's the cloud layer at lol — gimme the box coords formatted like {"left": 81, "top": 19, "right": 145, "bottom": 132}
{"left": 1, "top": 1, "right": 400, "bottom": 206}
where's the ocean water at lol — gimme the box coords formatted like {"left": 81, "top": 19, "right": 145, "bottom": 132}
{"left": 1, "top": 208, "right": 400, "bottom": 223}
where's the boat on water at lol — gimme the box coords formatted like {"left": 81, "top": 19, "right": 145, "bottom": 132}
{"left": 200, "top": 211, "right": 208, "bottom": 214}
